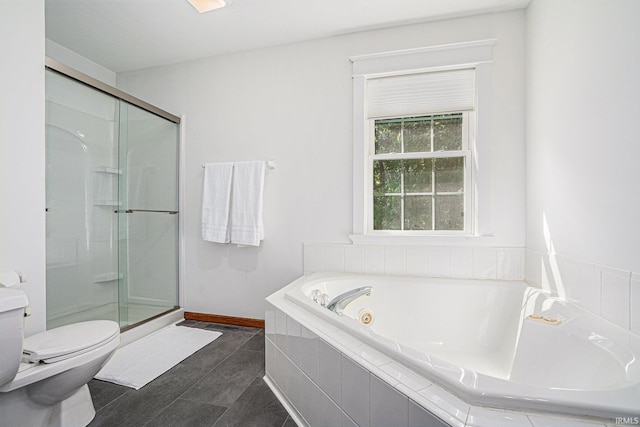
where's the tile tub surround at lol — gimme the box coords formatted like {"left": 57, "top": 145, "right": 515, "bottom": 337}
{"left": 265, "top": 280, "right": 629, "bottom": 427}
{"left": 303, "top": 244, "right": 525, "bottom": 282}
{"left": 525, "top": 249, "right": 640, "bottom": 336}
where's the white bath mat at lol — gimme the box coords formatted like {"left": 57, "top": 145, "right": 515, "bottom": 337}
{"left": 95, "top": 324, "right": 221, "bottom": 390}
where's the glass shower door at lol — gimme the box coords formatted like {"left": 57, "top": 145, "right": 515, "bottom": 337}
{"left": 46, "top": 65, "right": 180, "bottom": 330}
{"left": 118, "top": 102, "right": 179, "bottom": 327}
{"left": 45, "top": 70, "right": 121, "bottom": 328}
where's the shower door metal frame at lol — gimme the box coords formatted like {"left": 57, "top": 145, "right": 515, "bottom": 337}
{"left": 45, "top": 58, "right": 180, "bottom": 124}
{"left": 45, "top": 57, "right": 182, "bottom": 330}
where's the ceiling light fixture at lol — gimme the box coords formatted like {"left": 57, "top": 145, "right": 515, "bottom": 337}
{"left": 187, "top": 0, "right": 226, "bottom": 13}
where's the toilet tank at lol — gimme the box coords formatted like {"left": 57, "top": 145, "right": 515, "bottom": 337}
{"left": 0, "top": 288, "right": 28, "bottom": 387}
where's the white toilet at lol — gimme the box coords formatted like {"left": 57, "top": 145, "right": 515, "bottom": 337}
{"left": 0, "top": 287, "right": 120, "bottom": 427}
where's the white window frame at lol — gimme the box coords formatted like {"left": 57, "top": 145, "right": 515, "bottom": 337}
{"left": 350, "top": 40, "right": 495, "bottom": 244}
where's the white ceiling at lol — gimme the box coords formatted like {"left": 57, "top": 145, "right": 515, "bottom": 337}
{"left": 45, "top": 0, "right": 530, "bottom": 73}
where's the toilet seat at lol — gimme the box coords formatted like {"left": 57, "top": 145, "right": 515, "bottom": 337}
{"left": 22, "top": 320, "right": 120, "bottom": 364}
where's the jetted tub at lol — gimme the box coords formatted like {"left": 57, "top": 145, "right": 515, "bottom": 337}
{"left": 281, "top": 273, "right": 640, "bottom": 421}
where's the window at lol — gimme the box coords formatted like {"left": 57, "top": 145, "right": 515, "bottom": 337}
{"left": 371, "top": 113, "right": 471, "bottom": 232}
{"left": 365, "top": 67, "right": 475, "bottom": 235}
{"left": 350, "top": 40, "right": 494, "bottom": 241}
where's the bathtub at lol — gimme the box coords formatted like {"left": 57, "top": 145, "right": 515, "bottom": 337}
{"left": 265, "top": 273, "right": 640, "bottom": 426}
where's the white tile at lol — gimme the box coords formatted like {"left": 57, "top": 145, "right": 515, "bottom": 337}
{"left": 305, "top": 244, "right": 325, "bottom": 272}
{"left": 370, "top": 374, "right": 408, "bottom": 427}
{"left": 285, "top": 356, "right": 302, "bottom": 412}
{"left": 528, "top": 414, "right": 606, "bottom": 427}
{"left": 408, "top": 400, "right": 450, "bottom": 427}
{"left": 405, "top": 246, "right": 429, "bottom": 276}
{"left": 450, "top": 248, "right": 473, "bottom": 278}
{"left": 349, "top": 345, "right": 392, "bottom": 369}
{"left": 379, "top": 362, "right": 431, "bottom": 392}
{"left": 274, "top": 308, "right": 288, "bottom": 352}
{"left": 299, "top": 326, "right": 319, "bottom": 382}
{"left": 286, "top": 315, "right": 302, "bottom": 365}
{"left": 265, "top": 337, "right": 275, "bottom": 378}
{"left": 396, "top": 384, "right": 464, "bottom": 427}
{"left": 345, "top": 245, "right": 365, "bottom": 273}
{"left": 264, "top": 301, "right": 276, "bottom": 340}
{"left": 319, "top": 389, "right": 343, "bottom": 427}
{"left": 428, "top": 247, "right": 450, "bottom": 277}
{"left": 367, "top": 365, "right": 400, "bottom": 389}
{"left": 556, "top": 256, "right": 581, "bottom": 303}
{"left": 300, "top": 373, "right": 320, "bottom": 427}
{"left": 384, "top": 246, "right": 406, "bottom": 275}
{"left": 318, "top": 339, "right": 342, "bottom": 405}
{"left": 417, "top": 385, "right": 469, "bottom": 424}
{"left": 333, "top": 329, "right": 365, "bottom": 350}
{"left": 632, "top": 277, "right": 640, "bottom": 335}
{"left": 466, "top": 407, "right": 533, "bottom": 427}
{"left": 342, "top": 413, "right": 359, "bottom": 427}
{"left": 601, "top": 268, "right": 631, "bottom": 329}
{"left": 311, "top": 320, "right": 340, "bottom": 342}
{"left": 579, "top": 263, "right": 602, "bottom": 315}
{"left": 364, "top": 246, "right": 385, "bottom": 274}
{"left": 272, "top": 345, "right": 288, "bottom": 394}
{"left": 472, "top": 249, "right": 497, "bottom": 279}
{"left": 525, "top": 249, "right": 542, "bottom": 287}
{"left": 539, "top": 253, "right": 555, "bottom": 293}
{"left": 325, "top": 246, "right": 346, "bottom": 272}
{"left": 341, "top": 355, "right": 370, "bottom": 427}
{"left": 497, "top": 248, "right": 524, "bottom": 280}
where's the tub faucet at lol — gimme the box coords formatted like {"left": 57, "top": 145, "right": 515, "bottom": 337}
{"left": 326, "top": 286, "right": 373, "bottom": 316}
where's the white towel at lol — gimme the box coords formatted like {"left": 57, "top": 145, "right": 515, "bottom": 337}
{"left": 230, "top": 161, "right": 265, "bottom": 246}
{"left": 201, "top": 162, "right": 233, "bottom": 243}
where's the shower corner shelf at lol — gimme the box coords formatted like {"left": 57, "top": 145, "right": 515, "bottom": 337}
{"left": 93, "top": 272, "right": 123, "bottom": 283}
{"left": 94, "top": 166, "right": 122, "bottom": 174}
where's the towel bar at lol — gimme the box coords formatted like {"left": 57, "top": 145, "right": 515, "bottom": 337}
{"left": 201, "top": 160, "right": 275, "bottom": 169}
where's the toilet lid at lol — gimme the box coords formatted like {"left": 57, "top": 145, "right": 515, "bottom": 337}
{"left": 22, "top": 320, "right": 119, "bottom": 364}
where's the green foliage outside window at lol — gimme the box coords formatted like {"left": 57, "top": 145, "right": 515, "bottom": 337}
{"left": 372, "top": 114, "right": 465, "bottom": 231}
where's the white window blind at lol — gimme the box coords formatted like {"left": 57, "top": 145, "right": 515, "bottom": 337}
{"left": 366, "top": 68, "right": 475, "bottom": 119}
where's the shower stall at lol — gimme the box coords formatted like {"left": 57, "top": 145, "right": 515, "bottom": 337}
{"left": 45, "top": 60, "right": 180, "bottom": 330}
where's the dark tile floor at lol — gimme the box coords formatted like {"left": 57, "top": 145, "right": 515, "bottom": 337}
{"left": 88, "top": 321, "right": 297, "bottom": 427}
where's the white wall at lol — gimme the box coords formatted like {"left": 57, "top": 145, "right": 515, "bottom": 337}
{"left": 117, "top": 10, "right": 526, "bottom": 320}
{"left": 0, "top": 0, "right": 46, "bottom": 336}
{"left": 526, "top": 0, "right": 640, "bottom": 333}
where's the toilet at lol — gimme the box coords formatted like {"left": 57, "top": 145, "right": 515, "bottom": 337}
{"left": 0, "top": 287, "right": 120, "bottom": 427}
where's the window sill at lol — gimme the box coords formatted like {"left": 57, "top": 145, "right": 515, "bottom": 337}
{"left": 348, "top": 234, "right": 496, "bottom": 247}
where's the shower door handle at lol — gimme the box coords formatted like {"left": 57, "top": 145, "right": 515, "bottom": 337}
{"left": 114, "top": 209, "right": 179, "bottom": 214}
